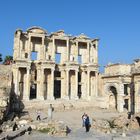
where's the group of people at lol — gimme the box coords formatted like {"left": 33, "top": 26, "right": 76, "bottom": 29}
{"left": 82, "top": 113, "right": 91, "bottom": 132}
{"left": 36, "top": 106, "right": 91, "bottom": 133}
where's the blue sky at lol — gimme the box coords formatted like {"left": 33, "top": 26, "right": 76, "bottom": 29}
{"left": 0, "top": 0, "right": 140, "bottom": 71}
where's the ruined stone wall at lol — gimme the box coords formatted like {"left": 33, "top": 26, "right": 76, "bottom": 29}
{"left": 0, "top": 65, "right": 12, "bottom": 123}
{"left": 98, "top": 73, "right": 104, "bottom": 96}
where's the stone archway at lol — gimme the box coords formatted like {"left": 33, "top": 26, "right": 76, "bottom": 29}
{"left": 109, "top": 86, "right": 117, "bottom": 109}
{"left": 105, "top": 83, "right": 118, "bottom": 110}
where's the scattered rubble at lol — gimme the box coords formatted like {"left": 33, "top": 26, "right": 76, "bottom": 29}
{"left": 92, "top": 112, "right": 140, "bottom": 134}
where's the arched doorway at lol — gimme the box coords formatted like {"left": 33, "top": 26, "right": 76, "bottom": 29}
{"left": 109, "top": 86, "right": 117, "bottom": 110}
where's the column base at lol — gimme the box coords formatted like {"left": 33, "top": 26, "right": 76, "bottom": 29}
{"left": 37, "top": 96, "right": 44, "bottom": 100}
{"left": 47, "top": 96, "right": 54, "bottom": 100}
{"left": 81, "top": 95, "right": 87, "bottom": 100}
{"left": 23, "top": 96, "right": 29, "bottom": 101}
{"left": 62, "top": 96, "right": 70, "bottom": 100}
{"left": 71, "top": 96, "right": 79, "bottom": 100}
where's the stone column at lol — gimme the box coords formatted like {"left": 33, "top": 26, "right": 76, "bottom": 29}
{"left": 52, "top": 38, "right": 55, "bottom": 62}
{"left": 134, "top": 82, "right": 140, "bottom": 113}
{"left": 61, "top": 70, "right": 65, "bottom": 99}
{"left": 67, "top": 39, "right": 69, "bottom": 62}
{"left": 117, "top": 83, "right": 124, "bottom": 112}
{"left": 81, "top": 71, "right": 86, "bottom": 99}
{"left": 87, "top": 42, "right": 90, "bottom": 63}
{"left": 39, "top": 68, "right": 44, "bottom": 100}
{"left": 16, "top": 31, "right": 21, "bottom": 58}
{"left": 87, "top": 71, "right": 90, "bottom": 100}
{"left": 75, "top": 70, "right": 78, "bottom": 99}
{"left": 95, "top": 72, "right": 98, "bottom": 97}
{"left": 14, "top": 67, "right": 19, "bottom": 96}
{"left": 28, "top": 35, "right": 31, "bottom": 60}
{"left": 48, "top": 69, "right": 54, "bottom": 100}
{"left": 13, "top": 37, "right": 18, "bottom": 59}
{"left": 66, "top": 70, "right": 70, "bottom": 99}
{"left": 70, "top": 70, "right": 78, "bottom": 100}
{"left": 75, "top": 41, "right": 78, "bottom": 62}
{"left": 128, "top": 85, "right": 131, "bottom": 112}
{"left": 36, "top": 68, "right": 44, "bottom": 100}
{"left": 23, "top": 68, "right": 30, "bottom": 100}
{"left": 42, "top": 37, "right": 46, "bottom": 60}
{"left": 95, "top": 41, "right": 98, "bottom": 64}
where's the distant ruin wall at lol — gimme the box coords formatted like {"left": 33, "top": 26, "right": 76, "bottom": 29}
{"left": 0, "top": 65, "right": 12, "bottom": 123}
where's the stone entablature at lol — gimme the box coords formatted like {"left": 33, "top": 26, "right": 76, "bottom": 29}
{"left": 104, "top": 63, "right": 131, "bottom": 76}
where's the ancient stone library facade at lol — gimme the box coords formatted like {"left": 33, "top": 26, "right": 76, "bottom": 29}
{"left": 12, "top": 26, "right": 140, "bottom": 113}
{"left": 13, "top": 27, "right": 98, "bottom": 101}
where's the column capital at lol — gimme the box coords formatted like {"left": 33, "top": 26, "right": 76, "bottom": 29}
{"left": 65, "top": 69, "right": 70, "bottom": 72}
{"left": 15, "top": 67, "right": 19, "bottom": 70}
{"left": 87, "top": 70, "right": 91, "bottom": 74}
{"left": 26, "top": 67, "right": 30, "bottom": 70}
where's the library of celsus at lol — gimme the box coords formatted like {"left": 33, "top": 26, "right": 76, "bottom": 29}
{"left": 12, "top": 27, "right": 98, "bottom": 101}
{"left": 12, "top": 26, "right": 140, "bottom": 114}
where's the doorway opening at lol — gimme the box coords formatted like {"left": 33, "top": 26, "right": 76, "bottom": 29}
{"left": 30, "top": 84, "right": 37, "bottom": 99}
{"left": 78, "top": 72, "right": 82, "bottom": 99}
{"left": 124, "top": 99, "right": 129, "bottom": 110}
{"left": 54, "top": 71, "right": 61, "bottom": 99}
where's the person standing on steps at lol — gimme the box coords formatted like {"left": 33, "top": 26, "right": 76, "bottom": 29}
{"left": 85, "top": 114, "right": 91, "bottom": 132}
{"left": 48, "top": 104, "right": 54, "bottom": 120}
{"left": 36, "top": 110, "right": 41, "bottom": 121}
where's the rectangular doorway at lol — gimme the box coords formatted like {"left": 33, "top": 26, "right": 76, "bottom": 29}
{"left": 30, "top": 84, "right": 37, "bottom": 99}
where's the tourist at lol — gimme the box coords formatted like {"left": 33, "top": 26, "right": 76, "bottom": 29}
{"left": 82, "top": 113, "right": 86, "bottom": 127}
{"left": 85, "top": 114, "right": 91, "bottom": 132}
{"left": 36, "top": 110, "right": 41, "bottom": 120}
{"left": 48, "top": 104, "right": 54, "bottom": 120}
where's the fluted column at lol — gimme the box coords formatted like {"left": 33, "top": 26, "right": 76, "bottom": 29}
{"left": 87, "top": 42, "right": 90, "bottom": 63}
{"left": 37, "top": 68, "right": 44, "bottom": 100}
{"left": 67, "top": 39, "right": 69, "bottom": 62}
{"left": 66, "top": 70, "right": 70, "bottom": 99}
{"left": 40, "top": 68, "right": 45, "bottom": 99}
{"left": 42, "top": 37, "right": 45, "bottom": 60}
{"left": 52, "top": 38, "right": 55, "bottom": 62}
{"left": 75, "top": 70, "right": 78, "bottom": 99}
{"left": 75, "top": 41, "right": 78, "bottom": 62}
{"left": 128, "top": 85, "right": 131, "bottom": 112}
{"left": 48, "top": 69, "right": 54, "bottom": 100}
{"left": 95, "top": 72, "right": 98, "bottom": 97}
{"left": 14, "top": 67, "right": 19, "bottom": 96}
{"left": 81, "top": 71, "right": 86, "bottom": 99}
{"left": 61, "top": 70, "right": 68, "bottom": 99}
{"left": 87, "top": 71, "right": 90, "bottom": 100}
{"left": 28, "top": 35, "right": 31, "bottom": 60}
{"left": 23, "top": 68, "right": 30, "bottom": 100}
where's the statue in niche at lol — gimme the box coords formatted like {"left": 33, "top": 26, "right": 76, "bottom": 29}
{"left": 31, "top": 70, "right": 36, "bottom": 82}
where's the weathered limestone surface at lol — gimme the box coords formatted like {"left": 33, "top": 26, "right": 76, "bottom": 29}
{"left": 12, "top": 27, "right": 99, "bottom": 103}
{"left": 0, "top": 65, "right": 12, "bottom": 123}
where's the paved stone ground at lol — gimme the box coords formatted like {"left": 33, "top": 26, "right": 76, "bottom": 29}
{"left": 15, "top": 128, "right": 140, "bottom": 140}
{"left": 14, "top": 101, "right": 140, "bottom": 140}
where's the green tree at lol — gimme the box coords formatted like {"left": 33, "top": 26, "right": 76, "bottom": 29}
{"left": 0, "top": 53, "right": 2, "bottom": 62}
{"left": 4, "top": 55, "right": 13, "bottom": 65}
